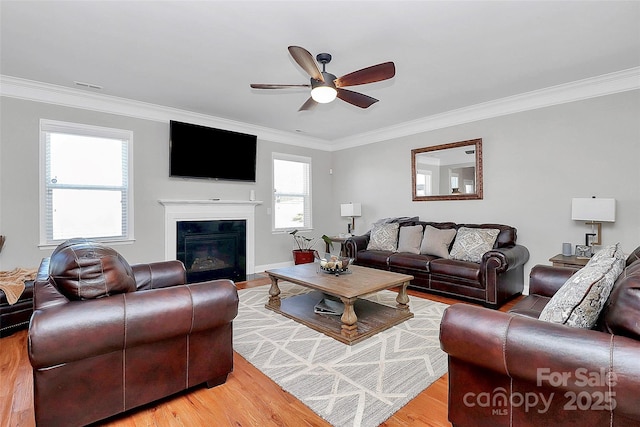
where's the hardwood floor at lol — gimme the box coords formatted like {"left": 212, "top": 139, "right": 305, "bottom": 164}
{"left": 0, "top": 274, "right": 521, "bottom": 427}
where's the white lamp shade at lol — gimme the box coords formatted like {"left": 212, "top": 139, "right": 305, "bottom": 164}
{"left": 340, "top": 203, "right": 362, "bottom": 217}
{"left": 571, "top": 198, "right": 616, "bottom": 222}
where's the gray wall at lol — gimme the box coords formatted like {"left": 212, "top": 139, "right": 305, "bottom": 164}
{"left": 2, "top": 90, "right": 639, "bottom": 295}
{"left": 332, "top": 90, "right": 640, "bottom": 290}
{"left": 0, "top": 97, "right": 334, "bottom": 270}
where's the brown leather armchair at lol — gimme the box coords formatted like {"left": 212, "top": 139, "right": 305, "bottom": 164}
{"left": 28, "top": 238, "right": 239, "bottom": 427}
{"left": 440, "top": 246, "right": 640, "bottom": 426}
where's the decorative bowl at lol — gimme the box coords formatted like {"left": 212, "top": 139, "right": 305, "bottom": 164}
{"left": 319, "top": 256, "right": 353, "bottom": 275}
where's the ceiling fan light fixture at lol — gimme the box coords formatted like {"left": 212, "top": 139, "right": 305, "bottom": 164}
{"left": 311, "top": 85, "right": 337, "bottom": 103}
{"left": 250, "top": 46, "right": 395, "bottom": 110}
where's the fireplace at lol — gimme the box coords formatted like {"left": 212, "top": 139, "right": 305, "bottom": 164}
{"left": 177, "top": 220, "right": 246, "bottom": 283}
{"left": 159, "top": 199, "right": 261, "bottom": 282}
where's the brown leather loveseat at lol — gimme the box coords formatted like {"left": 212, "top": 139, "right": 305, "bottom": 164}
{"left": 345, "top": 219, "right": 529, "bottom": 308}
{"left": 28, "top": 238, "right": 239, "bottom": 427}
{"left": 440, "top": 245, "right": 640, "bottom": 426}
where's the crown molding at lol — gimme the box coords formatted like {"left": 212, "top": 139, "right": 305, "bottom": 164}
{"left": 0, "top": 75, "right": 330, "bottom": 151}
{"left": 2, "top": 67, "right": 638, "bottom": 152}
{"left": 332, "top": 67, "right": 640, "bottom": 150}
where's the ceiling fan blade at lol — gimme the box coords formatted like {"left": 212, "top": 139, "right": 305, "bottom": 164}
{"left": 336, "top": 88, "right": 379, "bottom": 109}
{"left": 250, "top": 83, "right": 310, "bottom": 89}
{"left": 298, "top": 97, "right": 318, "bottom": 111}
{"left": 335, "top": 62, "right": 395, "bottom": 87}
{"left": 288, "top": 46, "right": 323, "bottom": 82}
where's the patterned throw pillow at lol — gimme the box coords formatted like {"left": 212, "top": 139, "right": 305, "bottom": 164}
{"left": 396, "top": 225, "right": 424, "bottom": 254}
{"left": 449, "top": 227, "right": 500, "bottom": 263}
{"left": 589, "top": 243, "right": 625, "bottom": 265}
{"left": 539, "top": 254, "right": 625, "bottom": 328}
{"left": 420, "top": 225, "right": 457, "bottom": 258}
{"left": 366, "top": 222, "right": 400, "bottom": 251}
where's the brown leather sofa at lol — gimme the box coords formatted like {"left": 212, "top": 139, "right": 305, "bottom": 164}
{"left": 440, "top": 246, "right": 640, "bottom": 426}
{"left": 345, "top": 220, "right": 530, "bottom": 308}
{"left": 28, "top": 238, "right": 239, "bottom": 427}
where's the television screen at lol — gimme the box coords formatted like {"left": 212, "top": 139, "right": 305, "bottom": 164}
{"left": 170, "top": 120, "right": 257, "bottom": 182}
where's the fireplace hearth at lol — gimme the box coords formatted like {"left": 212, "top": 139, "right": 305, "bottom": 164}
{"left": 177, "top": 220, "right": 246, "bottom": 283}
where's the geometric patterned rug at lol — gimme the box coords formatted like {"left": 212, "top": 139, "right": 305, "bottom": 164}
{"left": 233, "top": 282, "right": 449, "bottom": 427}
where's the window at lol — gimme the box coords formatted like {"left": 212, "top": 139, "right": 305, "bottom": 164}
{"left": 450, "top": 173, "right": 459, "bottom": 193}
{"left": 272, "top": 153, "right": 312, "bottom": 232}
{"left": 464, "top": 179, "right": 474, "bottom": 194}
{"left": 415, "top": 170, "right": 432, "bottom": 196}
{"left": 40, "top": 120, "right": 133, "bottom": 245}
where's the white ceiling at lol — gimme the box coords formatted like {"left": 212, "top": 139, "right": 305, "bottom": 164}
{"left": 1, "top": 1, "right": 639, "bottom": 147}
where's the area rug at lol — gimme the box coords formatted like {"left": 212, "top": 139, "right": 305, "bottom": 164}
{"left": 233, "top": 283, "right": 448, "bottom": 427}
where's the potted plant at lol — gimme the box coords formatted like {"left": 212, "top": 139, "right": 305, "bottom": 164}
{"left": 290, "top": 230, "right": 334, "bottom": 265}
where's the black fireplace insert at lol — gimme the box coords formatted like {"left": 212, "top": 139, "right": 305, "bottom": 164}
{"left": 176, "top": 220, "right": 246, "bottom": 283}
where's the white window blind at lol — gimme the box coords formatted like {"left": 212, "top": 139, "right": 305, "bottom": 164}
{"left": 272, "top": 152, "right": 312, "bottom": 232}
{"left": 40, "top": 119, "right": 133, "bottom": 245}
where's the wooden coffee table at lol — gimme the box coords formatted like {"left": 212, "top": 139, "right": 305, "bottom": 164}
{"left": 265, "top": 263, "right": 414, "bottom": 345}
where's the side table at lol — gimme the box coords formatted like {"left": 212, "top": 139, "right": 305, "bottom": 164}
{"left": 548, "top": 254, "right": 589, "bottom": 269}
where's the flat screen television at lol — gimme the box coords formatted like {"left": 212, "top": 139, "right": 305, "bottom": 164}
{"left": 170, "top": 120, "right": 257, "bottom": 182}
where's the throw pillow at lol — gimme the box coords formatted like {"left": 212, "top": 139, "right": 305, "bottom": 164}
{"left": 49, "top": 238, "right": 136, "bottom": 300}
{"left": 366, "top": 222, "right": 400, "bottom": 251}
{"left": 420, "top": 225, "right": 457, "bottom": 258}
{"left": 449, "top": 227, "right": 500, "bottom": 263}
{"left": 396, "top": 225, "right": 424, "bottom": 254}
{"left": 538, "top": 255, "right": 625, "bottom": 328}
{"left": 589, "top": 243, "right": 623, "bottom": 264}
{"left": 372, "top": 216, "right": 419, "bottom": 226}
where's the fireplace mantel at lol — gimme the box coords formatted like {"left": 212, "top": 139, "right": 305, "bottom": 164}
{"left": 159, "top": 199, "right": 262, "bottom": 276}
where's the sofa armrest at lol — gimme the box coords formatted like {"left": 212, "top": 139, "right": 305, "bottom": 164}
{"left": 345, "top": 234, "right": 370, "bottom": 259}
{"left": 481, "top": 244, "right": 529, "bottom": 273}
{"left": 29, "top": 279, "right": 238, "bottom": 369}
{"left": 529, "top": 264, "right": 578, "bottom": 297}
{"left": 440, "top": 304, "right": 640, "bottom": 419}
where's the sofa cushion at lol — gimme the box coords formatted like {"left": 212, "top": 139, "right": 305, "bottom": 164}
{"left": 449, "top": 227, "right": 500, "bottom": 263}
{"left": 420, "top": 225, "right": 457, "bottom": 258}
{"left": 538, "top": 254, "right": 625, "bottom": 328}
{"left": 367, "top": 222, "right": 399, "bottom": 251}
{"left": 429, "top": 259, "right": 481, "bottom": 283}
{"left": 355, "top": 250, "right": 393, "bottom": 269}
{"left": 396, "top": 225, "right": 423, "bottom": 254}
{"left": 388, "top": 252, "right": 435, "bottom": 272}
{"left": 49, "top": 238, "right": 136, "bottom": 300}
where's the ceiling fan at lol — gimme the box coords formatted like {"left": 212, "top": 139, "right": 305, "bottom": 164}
{"left": 250, "top": 46, "right": 395, "bottom": 111}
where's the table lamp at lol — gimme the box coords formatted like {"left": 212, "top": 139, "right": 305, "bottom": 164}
{"left": 571, "top": 197, "right": 615, "bottom": 246}
{"left": 340, "top": 203, "right": 362, "bottom": 234}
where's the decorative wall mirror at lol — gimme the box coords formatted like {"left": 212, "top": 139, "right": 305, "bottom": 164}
{"left": 411, "top": 138, "right": 483, "bottom": 201}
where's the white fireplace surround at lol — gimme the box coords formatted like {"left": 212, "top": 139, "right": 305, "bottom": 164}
{"left": 159, "top": 199, "right": 262, "bottom": 276}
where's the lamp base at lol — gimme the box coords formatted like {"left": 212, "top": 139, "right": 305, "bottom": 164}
{"left": 585, "top": 222, "right": 602, "bottom": 245}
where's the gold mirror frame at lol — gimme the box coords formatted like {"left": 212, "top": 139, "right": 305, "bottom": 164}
{"left": 411, "top": 138, "right": 483, "bottom": 201}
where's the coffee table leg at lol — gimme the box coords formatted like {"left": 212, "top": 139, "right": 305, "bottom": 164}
{"left": 268, "top": 275, "right": 281, "bottom": 307}
{"left": 340, "top": 297, "right": 358, "bottom": 338}
{"left": 396, "top": 281, "right": 410, "bottom": 311}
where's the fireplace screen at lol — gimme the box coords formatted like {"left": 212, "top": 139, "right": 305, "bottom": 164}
{"left": 177, "top": 220, "right": 246, "bottom": 283}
